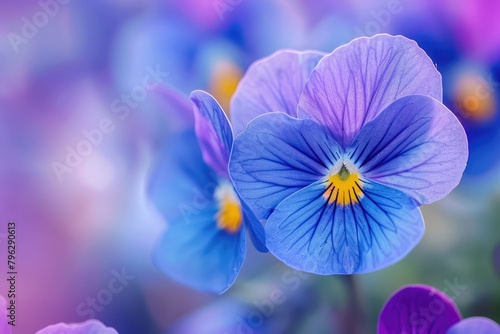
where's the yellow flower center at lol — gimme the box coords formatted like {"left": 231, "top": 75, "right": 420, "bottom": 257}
{"left": 215, "top": 182, "right": 243, "bottom": 233}
{"left": 324, "top": 164, "right": 364, "bottom": 206}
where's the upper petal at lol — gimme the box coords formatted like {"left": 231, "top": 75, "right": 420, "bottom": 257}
{"left": 35, "top": 320, "right": 118, "bottom": 334}
{"left": 265, "top": 180, "right": 424, "bottom": 274}
{"left": 447, "top": 317, "right": 500, "bottom": 334}
{"left": 230, "top": 50, "right": 324, "bottom": 135}
{"left": 229, "top": 112, "right": 341, "bottom": 221}
{"left": 349, "top": 95, "right": 468, "bottom": 205}
{"left": 191, "top": 90, "right": 233, "bottom": 177}
{"left": 298, "top": 34, "right": 442, "bottom": 147}
{"left": 378, "top": 285, "right": 461, "bottom": 334}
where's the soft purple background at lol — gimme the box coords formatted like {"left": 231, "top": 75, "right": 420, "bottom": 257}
{"left": 0, "top": 0, "right": 499, "bottom": 333}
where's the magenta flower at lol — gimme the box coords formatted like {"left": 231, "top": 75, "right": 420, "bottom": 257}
{"left": 378, "top": 285, "right": 500, "bottom": 334}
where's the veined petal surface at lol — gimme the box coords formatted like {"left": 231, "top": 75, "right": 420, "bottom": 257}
{"left": 265, "top": 180, "right": 424, "bottom": 274}
{"left": 231, "top": 50, "right": 324, "bottom": 135}
{"left": 229, "top": 113, "right": 342, "bottom": 221}
{"left": 298, "top": 34, "right": 442, "bottom": 147}
{"left": 348, "top": 95, "right": 468, "bottom": 205}
{"left": 192, "top": 90, "right": 233, "bottom": 177}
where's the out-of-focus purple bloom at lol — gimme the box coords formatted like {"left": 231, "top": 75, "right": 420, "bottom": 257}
{"left": 447, "top": 317, "right": 500, "bottom": 334}
{"left": 230, "top": 34, "right": 468, "bottom": 274}
{"left": 378, "top": 284, "right": 500, "bottom": 334}
{"left": 378, "top": 285, "right": 461, "bottom": 333}
{"left": 35, "top": 319, "right": 118, "bottom": 334}
{"left": 437, "top": 0, "right": 500, "bottom": 64}
{"left": 1, "top": 294, "right": 116, "bottom": 334}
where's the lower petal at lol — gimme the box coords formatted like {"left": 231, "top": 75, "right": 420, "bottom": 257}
{"left": 265, "top": 180, "right": 424, "bottom": 274}
{"left": 154, "top": 202, "right": 246, "bottom": 294}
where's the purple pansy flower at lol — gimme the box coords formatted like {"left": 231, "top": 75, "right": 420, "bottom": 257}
{"left": 229, "top": 34, "right": 468, "bottom": 274}
{"left": 148, "top": 91, "right": 267, "bottom": 294}
{"left": 378, "top": 284, "right": 500, "bottom": 334}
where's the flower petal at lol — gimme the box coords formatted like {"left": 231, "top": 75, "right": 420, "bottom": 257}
{"left": 149, "top": 131, "right": 248, "bottom": 293}
{"left": 190, "top": 91, "right": 267, "bottom": 250}
{"left": 348, "top": 95, "right": 468, "bottom": 205}
{"left": 265, "top": 180, "right": 424, "bottom": 274}
{"left": 229, "top": 112, "right": 341, "bottom": 221}
{"left": 298, "top": 34, "right": 442, "bottom": 147}
{"left": 191, "top": 90, "right": 233, "bottom": 177}
{"left": 230, "top": 50, "right": 324, "bottom": 135}
{"left": 447, "top": 317, "right": 500, "bottom": 334}
{"left": 241, "top": 199, "right": 268, "bottom": 253}
{"left": 35, "top": 320, "right": 118, "bottom": 334}
{"left": 154, "top": 200, "right": 246, "bottom": 294}
{"left": 378, "top": 285, "right": 461, "bottom": 334}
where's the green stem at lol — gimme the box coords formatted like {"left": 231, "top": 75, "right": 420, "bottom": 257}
{"left": 342, "top": 275, "right": 368, "bottom": 334}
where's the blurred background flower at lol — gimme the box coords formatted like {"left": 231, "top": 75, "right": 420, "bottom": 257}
{"left": 378, "top": 284, "right": 500, "bottom": 334}
{"left": 0, "top": 0, "right": 499, "bottom": 333}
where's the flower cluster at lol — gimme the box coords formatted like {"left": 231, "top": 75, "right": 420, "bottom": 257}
{"left": 149, "top": 34, "right": 468, "bottom": 293}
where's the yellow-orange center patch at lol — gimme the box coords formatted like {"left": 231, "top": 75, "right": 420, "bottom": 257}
{"left": 454, "top": 74, "right": 497, "bottom": 122}
{"left": 324, "top": 165, "right": 364, "bottom": 206}
{"left": 209, "top": 61, "right": 243, "bottom": 113}
{"left": 215, "top": 183, "right": 243, "bottom": 234}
